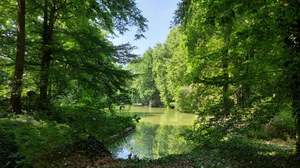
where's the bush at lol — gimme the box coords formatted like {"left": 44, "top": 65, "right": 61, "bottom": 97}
{"left": 263, "top": 109, "right": 296, "bottom": 140}
{"left": 41, "top": 106, "right": 135, "bottom": 142}
{"left": 0, "top": 121, "right": 19, "bottom": 167}
{"left": 172, "top": 86, "right": 200, "bottom": 113}
{"left": 0, "top": 116, "right": 73, "bottom": 167}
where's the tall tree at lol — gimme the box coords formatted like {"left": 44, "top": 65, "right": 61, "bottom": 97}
{"left": 152, "top": 43, "right": 172, "bottom": 107}
{"left": 36, "top": 0, "right": 147, "bottom": 109}
{"left": 127, "top": 48, "right": 161, "bottom": 107}
{"left": 9, "top": 0, "right": 26, "bottom": 113}
{"left": 39, "top": 0, "right": 56, "bottom": 109}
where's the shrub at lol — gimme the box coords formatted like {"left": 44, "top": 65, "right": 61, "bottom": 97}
{"left": 0, "top": 120, "right": 19, "bottom": 167}
{"left": 42, "top": 106, "right": 135, "bottom": 142}
{"left": 263, "top": 109, "right": 296, "bottom": 140}
{"left": 0, "top": 116, "right": 73, "bottom": 167}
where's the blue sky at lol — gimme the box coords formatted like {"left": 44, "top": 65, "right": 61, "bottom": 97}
{"left": 111, "top": 0, "right": 180, "bottom": 56}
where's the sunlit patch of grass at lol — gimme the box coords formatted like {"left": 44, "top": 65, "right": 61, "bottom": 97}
{"left": 254, "top": 138, "right": 295, "bottom": 153}
{"left": 268, "top": 139, "right": 296, "bottom": 149}
{"left": 257, "top": 151, "right": 277, "bottom": 156}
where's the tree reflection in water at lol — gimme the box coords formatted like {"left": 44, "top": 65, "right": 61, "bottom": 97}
{"left": 110, "top": 107, "right": 196, "bottom": 159}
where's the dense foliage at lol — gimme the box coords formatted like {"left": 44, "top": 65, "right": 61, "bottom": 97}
{"left": 0, "top": 0, "right": 147, "bottom": 111}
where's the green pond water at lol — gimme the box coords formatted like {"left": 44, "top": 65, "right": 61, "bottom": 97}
{"left": 109, "top": 106, "right": 197, "bottom": 159}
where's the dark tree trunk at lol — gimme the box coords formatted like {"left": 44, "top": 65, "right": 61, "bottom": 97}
{"left": 237, "top": 53, "right": 251, "bottom": 107}
{"left": 39, "top": 0, "right": 56, "bottom": 110}
{"left": 222, "top": 57, "right": 230, "bottom": 119}
{"left": 221, "top": 23, "right": 233, "bottom": 119}
{"left": 9, "top": 0, "right": 25, "bottom": 114}
{"left": 238, "top": 84, "right": 250, "bottom": 106}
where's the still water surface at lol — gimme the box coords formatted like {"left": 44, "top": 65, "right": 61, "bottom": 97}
{"left": 109, "top": 106, "right": 197, "bottom": 159}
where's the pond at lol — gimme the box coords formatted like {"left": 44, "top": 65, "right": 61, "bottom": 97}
{"left": 109, "top": 106, "right": 197, "bottom": 159}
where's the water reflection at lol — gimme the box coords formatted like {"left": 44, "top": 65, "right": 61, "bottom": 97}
{"left": 110, "top": 107, "right": 197, "bottom": 159}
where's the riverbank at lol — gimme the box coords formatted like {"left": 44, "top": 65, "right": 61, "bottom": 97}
{"left": 101, "top": 137, "right": 299, "bottom": 168}
{"left": 32, "top": 137, "right": 299, "bottom": 167}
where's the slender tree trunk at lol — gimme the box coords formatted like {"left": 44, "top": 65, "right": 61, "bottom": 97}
{"left": 221, "top": 23, "right": 233, "bottom": 119}
{"left": 39, "top": 0, "right": 56, "bottom": 110}
{"left": 9, "top": 0, "right": 25, "bottom": 113}
{"left": 237, "top": 52, "right": 251, "bottom": 107}
{"left": 222, "top": 56, "right": 230, "bottom": 118}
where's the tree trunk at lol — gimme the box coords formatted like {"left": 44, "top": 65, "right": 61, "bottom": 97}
{"left": 9, "top": 0, "right": 25, "bottom": 114}
{"left": 221, "top": 23, "right": 233, "bottom": 119}
{"left": 222, "top": 57, "right": 230, "bottom": 118}
{"left": 237, "top": 52, "right": 251, "bottom": 107}
{"left": 39, "top": 0, "right": 56, "bottom": 110}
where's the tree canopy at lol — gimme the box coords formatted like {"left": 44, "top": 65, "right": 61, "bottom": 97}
{"left": 0, "top": 0, "right": 148, "bottom": 111}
